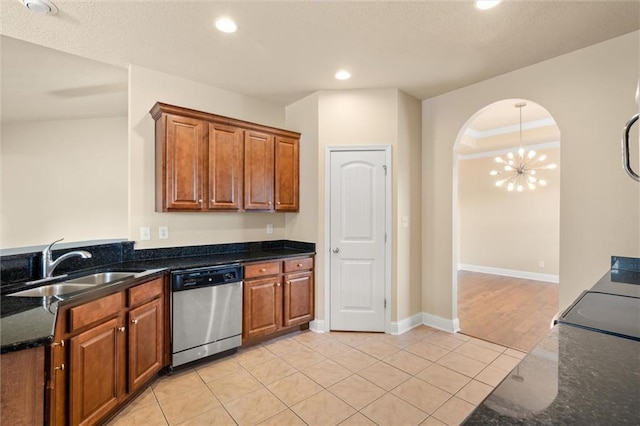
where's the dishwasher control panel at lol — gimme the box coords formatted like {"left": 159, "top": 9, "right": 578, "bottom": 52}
{"left": 172, "top": 264, "right": 243, "bottom": 291}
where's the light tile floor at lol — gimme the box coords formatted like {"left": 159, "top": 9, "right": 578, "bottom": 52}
{"left": 107, "top": 326, "right": 525, "bottom": 426}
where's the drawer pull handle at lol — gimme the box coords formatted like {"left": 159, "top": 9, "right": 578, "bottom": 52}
{"left": 55, "top": 364, "right": 65, "bottom": 371}
{"left": 259, "top": 268, "right": 267, "bottom": 272}
{"left": 52, "top": 340, "right": 65, "bottom": 347}
{"left": 132, "top": 319, "right": 139, "bottom": 325}
{"left": 297, "top": 263, "right": 303, "bottom": 267}
{"left": 118, "top": 326, "right": 126, "bottom": 333}
{"left": 276, "top": 282, "right": 280, "bottom": 287}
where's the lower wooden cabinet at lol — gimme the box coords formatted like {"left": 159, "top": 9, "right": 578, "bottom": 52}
{"left": 0, "top": 347, "right": 44, "bottom": 425}
{"left": 48, "top": 276, "right": 167, "bottom": 426}
{"left": 243, "top": 256, "right": 314, "bottom": 344}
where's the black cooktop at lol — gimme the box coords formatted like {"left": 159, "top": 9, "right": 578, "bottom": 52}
{"left": 559, "top": 291, "right": 640, "bottom": 341}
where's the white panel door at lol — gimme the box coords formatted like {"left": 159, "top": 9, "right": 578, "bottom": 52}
{"left": 330, "top": 150, "right": 387, "bottom": 331}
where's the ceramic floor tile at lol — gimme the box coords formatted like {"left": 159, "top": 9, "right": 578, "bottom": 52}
{"left": 235, "top": 347, "right": 277, "bottom": 368}
{"left": 383, "top": 350, "right": 432, "bottom": 375}
{"left": 422, "top": 333, "right": 466, "bottom": 351}
{"left": 246, "top": 357, "right": 298, "bottom": 385}
{"left": 431, "top": 396, "right": 475, "bottom": 426}
{"left": 358, "top": 361, "right": 412, "bottom": 391}
{"left": 329, "top": 348, "right": 378, "bottom": 372}
{"left": 307, "top": 338, "right": 353, "bottom": 357}
{"left": 474, "top": 365, "right": 510, "bottom": 387}
{"left": 436, "top": 352, "right": 487, "bottom": 378}
{"left": 469, "top": 337, "right": 507, "bottom": 353}
{"left": 415, "top": 363, "right": 471, "bottom": 394}
{"left": 174, "top": 406, "right": 236, "bottom": 426}
{"left": 328, "top": 374, "right": 386, "bottom": 410}
{"left": 224, "top": 388, "right": 287, "bottom": 426}
{"left": 291, "top": 390, "right": 356, "bottom": 426}
{"left": 391, "top": 377, "right": 452, "bottom": 414}
{"left": 263, "top": 336, "right": 306, "bottom": 356}
{"left": 420, "top": 416, "right": 447, "bottom": 425}
{"left": 456, "top": 380, "right": 493, "bottom": 405}
{"left": 403, "top": 326, "right": 437, "bottom": 340}
{"left": 107, "top": 400, "right": 167, "bottom": 426}
{"left": 373, "top": 332, "right": 424, "bottom": 348}
{"left": 195, "top": 358, "right": 245, "bottom": 383}
{"left": 267, "top": 372, "right": 323, "bottom": 406}
{"left": 302, "top": 359, "right": 352, "bottom": 387}
{"left": 339, "top": 412, "right": 378, "bottom": 425}
{"left": 452, "top": 333, "right": 472, "bottom": 342}
{"left": 360, "top": 393, "right": 428, "bottom": 426}
{"left": 205, "top": 370, "right": 263, "bottom": 404}
{"left": 504, "top": 348, "right": 527, "bottom": 359}
{"left": 152, "top": 370, "right": 207, "bottom": 403}
{"left": 329, "top": 332, "right": 377, "bottom": 348}
{"left": 293, "top": 330, "right": 332, "bottom": 347}
{"left": 279, "top": 346, "right": 327, "bottom": 369}
{"left": 158, "top": 388, "right": 220, "bottom": 425}
{"left": 357, "top": 338, "right": 401, "bottom": 359}
{"left": 453, "top": 341, "right": 502, "bottom": 364}
{"left": 405, "top": 341, "right": 450, "bottom": 362}
{"left": 258, "top": 409, "right": 307, "bottom": 425}
{"left": 490, "top": 353, "right": 521, "bottom": 371}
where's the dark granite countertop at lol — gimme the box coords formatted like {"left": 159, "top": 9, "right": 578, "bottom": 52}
{"left": 464, "top": 256, "right": 640, "bottom": 424}
{"left": 1, "top": 241, "right": 315, "bottom": 354}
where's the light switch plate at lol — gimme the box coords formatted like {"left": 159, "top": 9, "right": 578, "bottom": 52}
{"left": 140, "top": 227, "right": 151, "bottom": 241}
{"left": 159, "top": 226, "right": 169, "bottom": 239}
{"left": 266, "top": 224, "right": 273, "bottom": 234}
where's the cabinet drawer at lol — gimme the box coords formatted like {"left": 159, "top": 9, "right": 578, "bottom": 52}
{"left": 245, "top": 261, "right": 281, "bottom": 279}
{"left": 283, "top": 257, "right": 313, "bottom": 273}
{"left": 68, "top": 292, "right": 123, "bottom": 332}
{"left": 128, "top": 278, "right": 163, "bottom": 307}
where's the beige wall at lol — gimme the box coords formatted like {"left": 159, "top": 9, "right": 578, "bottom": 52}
{"left": 458, "top": 147, "right": 560, "bottom": 275}
{"left": 129, "top": 65, "right": 289, "bottom": 249}
{"left": 423, "top": 31, "right": 640, "bottom": 318}
{"left": 286, "top": 88, "right": 422, "bottom": 326}
{"left": 1, "top": 117, "right": 128, "bottom": 248}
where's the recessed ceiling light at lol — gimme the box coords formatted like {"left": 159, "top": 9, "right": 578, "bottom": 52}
{"left": 215, "top": 17, "right": 237, "bottom": 33}
{"left": 20, "top": 0, "right": 58, "bottom": 15}
{"left": 335, "top": 70, "right": 351, "bottom": 80}
{"left": 475, "top": 0, "right": 502, "bottom": 10}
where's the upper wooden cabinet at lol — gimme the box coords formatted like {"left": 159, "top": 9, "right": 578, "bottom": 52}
{"left": 151, "top": 102, "right": 300, "bottom": 212}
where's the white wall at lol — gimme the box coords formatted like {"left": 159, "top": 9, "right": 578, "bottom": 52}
{"left": 458, "top": 147, "right": 560, "bottom": 275}
{"left": 129, "top": 65, "right": 289, "bottom": 249}
{"left": 422, "top": 31, "right": 640, "bottom": 318}
{"left": 1, "top": 117, "right": 128, "bottom": 248}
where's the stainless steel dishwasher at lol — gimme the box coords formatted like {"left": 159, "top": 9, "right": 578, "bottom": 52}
{"left": 171, "top": 264, "right": 243, "bottom": 367}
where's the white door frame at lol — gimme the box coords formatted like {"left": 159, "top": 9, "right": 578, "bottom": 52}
{"left": 324, "top": 145, "right": 392, "bottom": 334}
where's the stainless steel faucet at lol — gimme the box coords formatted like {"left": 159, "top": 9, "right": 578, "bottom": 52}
{"left": 41, "top": 238, "right": 92, "bottom": 278}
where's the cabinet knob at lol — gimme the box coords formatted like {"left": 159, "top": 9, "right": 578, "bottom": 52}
{"left": 132, "top": 319, "right": 139, "bottom": 325}
{"left": 52, "top": 340, "right": 65, "bottom": 347}
{"left": 118, "top": 326, "right": 126, "bottom": 332}
{"left": 198, "top": 199, "right": 203, "bottom": 203}
{"left": 297, "top": 263, "right": 303, "bottom": 267}
{"left": 277, "top": 202, "right": 281, "bottom": 205}
{"left": 268, "top": 202, "right": 272, "bottom": 206}
{"left": 55, "top": 364, "right": 65, "bottom": 371}
{"left": 259, "top": 268, "right": 267, "bottom": 272}
{"left": 287, "top": 281, "right": 291, "bottom": 285}
{"left": 276, "top": 282, "right": 280, "bottom": 287}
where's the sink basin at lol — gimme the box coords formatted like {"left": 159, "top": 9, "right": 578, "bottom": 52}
{"left": 8, "top": 283, "right": 98, "bottom": 297}
{"left": 65, "top": 272, "right": 135, "bottom": 285}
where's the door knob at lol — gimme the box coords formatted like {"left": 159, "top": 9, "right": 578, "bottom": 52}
{"left": 332, "top": 248, "right": 340, "bottom": 253}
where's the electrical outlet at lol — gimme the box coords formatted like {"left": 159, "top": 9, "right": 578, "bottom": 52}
{"left": 539, "top": 261, "right": 545, "bottom": 268}
{"left": 159, "top": 226, "right": 169, "bottom": 239}
{"left": 266, "top": 224, "right": 273, "bottom": 234}
{"left": 140, "top": 227, "right": 151, "bottom": 241}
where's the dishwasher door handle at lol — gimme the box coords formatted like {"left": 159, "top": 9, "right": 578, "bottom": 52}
{"left": 622, "top": 113, "right": 639, "bottom": 182}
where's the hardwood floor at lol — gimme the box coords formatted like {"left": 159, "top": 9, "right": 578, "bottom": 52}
{"left": 457, "top": 271, "right": 559, "bottom": 353}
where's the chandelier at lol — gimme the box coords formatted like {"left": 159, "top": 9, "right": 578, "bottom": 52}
{"left": 490, "top": 102, "right": 557, "bottom": 192}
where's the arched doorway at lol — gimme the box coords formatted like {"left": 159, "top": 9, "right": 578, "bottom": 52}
{"left": 453, "top": 99, "right": 560, "bottom": 352}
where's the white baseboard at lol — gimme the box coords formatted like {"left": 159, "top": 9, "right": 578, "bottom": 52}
{"left": 390, "top": 313, "right": 423, "bottom": 335}
{"left": 422, "top": 312, "right": 461, "bottom": 333}
{"left": 309, "top": 320, "right": 325, "bottom": 333}
{"left": 458, "top": 263, "right": 559, "bottom": 284}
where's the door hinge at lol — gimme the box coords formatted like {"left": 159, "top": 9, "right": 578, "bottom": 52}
{"left": 383, "top": 165, "right": 387, "bottom": 175}
{"left": 384, "top": 299, "right": 387, "bottom": 309}
{"left": 385, "top": 233, "right": 387, "bottom": 243}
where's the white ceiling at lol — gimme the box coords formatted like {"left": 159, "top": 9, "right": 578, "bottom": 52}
{"left": 1, "top": 0, "right": 639, "bottom": 126}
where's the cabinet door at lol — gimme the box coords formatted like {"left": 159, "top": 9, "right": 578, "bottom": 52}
{"left": 283, "top": 272, "right": 314, "bottom": 327}
{"left": 163, "top": 114, "right": 205, "bottom": 211}
{"left": 208, "top": 123, "right": 244, "bottom": 210}
{"left": 128, "top": 298, "right": 163, "bottom": 392}
{"left": 243, "top": 277, "right": 281, "bottom": 340}
{"left": 69, "top": 317, "right": 125, "bottom": 426}
{"left": 275, "top": 136, "right": 299, "bottom": 212}
{"left": 244, "top": 131, "right": 274, "bottom": 210}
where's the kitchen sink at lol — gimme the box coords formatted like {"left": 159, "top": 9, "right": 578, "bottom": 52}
{"left": 8, "top": 283, "right": 98, "bottom": 297}
{"left": 8, "top": 271, "right": 136, "bottom": 298}
{"left": 65, "top": 271, "right": 134, "bottom": 285}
